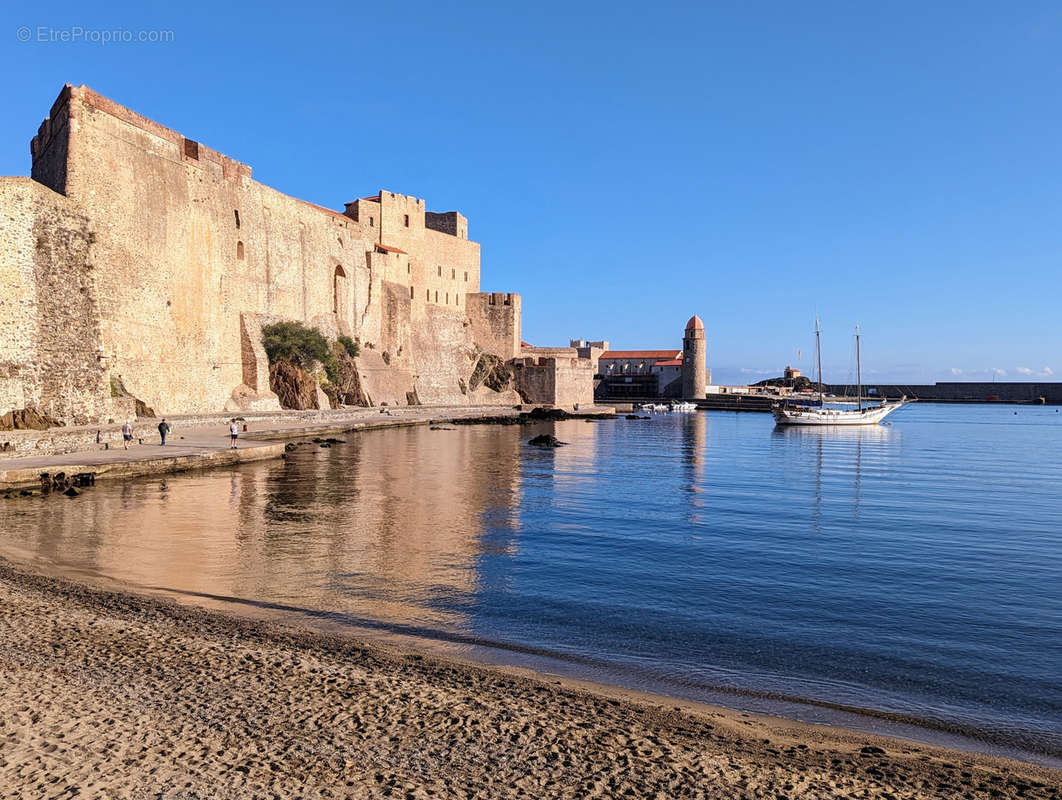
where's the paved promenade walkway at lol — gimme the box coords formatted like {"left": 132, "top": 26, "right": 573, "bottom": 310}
{"left": 0, "top": 406, "right": 528, "bottom": 489}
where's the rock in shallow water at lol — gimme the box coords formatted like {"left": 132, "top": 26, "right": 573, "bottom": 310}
{"left": 528, "top": 434, "right": 565, "bottom": 447}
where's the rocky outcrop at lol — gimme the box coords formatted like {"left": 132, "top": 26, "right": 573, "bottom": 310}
{"left": 325, "top": 349, "right": 369, "bottom": 407}
{"left": 225, "top": 383, "right": 282, "bottom": 413}
{"left": 468, "top": 351, "right": 513, "bottom": 393}
{"left": 109, "top": 376, "right": 155, "bottom": 418}
{"left": 528, "top": 434, "right": 565, "bottom": 447}
{"left": 268, "top": 359, "right": 322, "bottom": 410}
{"left": 0, "top": 407, "right": 63, "bottom": 431}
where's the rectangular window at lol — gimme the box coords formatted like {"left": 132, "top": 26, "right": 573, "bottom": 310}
{"left": 435, "top": 290, "right": 438, "bottom": 302}
{"left": 446, "top": 292, "right": 449, "bottom": 304}
{"left": 183, "top": 138, "right": 199, "bottom": 160}
{"left": 464, "top": 271, "right": 468, "bottom": 282}
{"left": 404, "top": 214, "right": 410, "bottom": 227}
{"left": 426, "top": 289, "right": 430, "bottom": 301}
{"left": 234, "top": 210, "right": 240, "bottom": 229}
{"left": 437, "top": 265, "right": 442, "bottom": 277}
{"left": 410, "top": 286, "right": 414, "bottom": 298}
{"left": 369, "top": 216, "right": 374, "bottom": 227}
{"left": 451, "top": 268, "right": 455, "bottom": 279}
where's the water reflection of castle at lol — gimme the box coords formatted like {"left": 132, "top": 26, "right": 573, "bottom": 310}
{"left": 6, "top": 425, "right": 526, "bottom": 630}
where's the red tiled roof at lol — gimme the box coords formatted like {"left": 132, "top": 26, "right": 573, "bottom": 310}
{"left": 599, "top": 350, "right": 681, "bottom": 360}
{"left": 375, "top": 243, "right": 407, "bottom": 255}
{"left": 654, "top": 359, "right": 683, "bottom": 367}
{"left": 520, "top": 341, "right": 533, "bottom": 348}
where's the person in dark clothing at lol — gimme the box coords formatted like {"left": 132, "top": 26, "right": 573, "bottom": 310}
{"left": 158, "top": 419, "right": 171, "bottom": 445}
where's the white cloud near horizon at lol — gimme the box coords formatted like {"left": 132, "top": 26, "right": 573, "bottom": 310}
{"left": 713, "top": 364, "right": 1057, "bottom": 384}
{"left": 1016, "top": 366, "right": 1054, "bottom": 377}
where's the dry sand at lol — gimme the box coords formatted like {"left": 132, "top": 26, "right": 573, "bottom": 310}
{"left": 0, "top": 559, "right": 1058, "bottom": 799}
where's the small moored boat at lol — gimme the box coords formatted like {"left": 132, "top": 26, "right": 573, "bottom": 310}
{"left": 640, "top": 403, "right": 669, "bottom": 412}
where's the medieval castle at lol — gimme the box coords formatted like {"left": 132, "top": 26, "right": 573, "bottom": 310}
{"left": 0, "top": 85, "right": 707, "bottom": 428}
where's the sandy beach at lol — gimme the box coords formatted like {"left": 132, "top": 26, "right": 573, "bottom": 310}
{"left": 0, "top": 559, "right": 1057, "bottom": 799}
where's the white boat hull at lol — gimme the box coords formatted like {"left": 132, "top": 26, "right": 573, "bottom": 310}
{"left": 772, "top": 401, "right": 904, "bottom": 426}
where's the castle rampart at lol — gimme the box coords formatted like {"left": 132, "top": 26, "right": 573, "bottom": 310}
{"left": 1, "top": 84, "right": 540, "bottom": 424}
{"left": 510, "top": 356, "right": 595, "bottom": 408}
{"left": 466, "top": 293, "right": 522, "bottom": 360}
{"left": 0, "top": 178, "right": 109, "bottom": 424}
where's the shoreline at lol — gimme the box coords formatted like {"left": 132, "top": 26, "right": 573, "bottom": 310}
{"left": 0, "top": 405, "right": 612, "bottom": 490}
{"left": 2, "top": 556, "right": 1058, "bottom": 798}
{"left": 73, "top": 561, "right": 1060, "bottom": 769}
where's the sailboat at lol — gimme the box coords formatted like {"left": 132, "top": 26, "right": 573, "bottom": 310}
{"left": 772, "top": 321, "right": 904, "bottom": 426}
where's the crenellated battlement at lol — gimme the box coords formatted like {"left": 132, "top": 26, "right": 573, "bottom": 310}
{"left": 344, "top": 192, "right": 468, "bottom": 240}
{"left": 466, "top": 293, "right": 521, "bottom": 360}
{"left": 510, "top": 354, "right": 595, "bottom": 409}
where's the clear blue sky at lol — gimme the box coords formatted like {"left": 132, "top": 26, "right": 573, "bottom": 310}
{"left": 3, "top": 1, "right": 1060, "bottom": 384}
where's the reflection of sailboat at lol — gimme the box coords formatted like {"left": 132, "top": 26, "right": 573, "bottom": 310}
{"left": 771, "top": 421, "right": 894, "bottom": 442}
{"left": 772, "top": 418, "right": 886, "bottom": 530}
{"left": 773, "top": 321, "right": 904, "bottom": 426}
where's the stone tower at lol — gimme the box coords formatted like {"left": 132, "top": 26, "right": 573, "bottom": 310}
{"left": 681, "top": 315, "right": 707, "bottom": 399}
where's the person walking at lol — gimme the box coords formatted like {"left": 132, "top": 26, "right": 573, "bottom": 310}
{"left": 229, "top": 419, "right": 239, "bottom": 449}
{"left": 158, "top": 418, "right": 170, "bottom": 446}
{"left": 121, "top": 420, "right": 134, "bottom": 450}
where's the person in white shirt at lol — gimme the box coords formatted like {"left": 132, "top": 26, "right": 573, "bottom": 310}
{"left": 229, "top": 420, "right": 240, "bottom": 449}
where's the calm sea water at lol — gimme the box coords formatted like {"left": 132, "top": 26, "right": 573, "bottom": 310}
{"left": 2, "top": 404, "right": 1060, "bottom": 763}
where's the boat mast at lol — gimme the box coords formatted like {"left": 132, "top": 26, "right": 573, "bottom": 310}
{"left": 815, "top": 317, "right": 824, "bottom": 407}
{"left": 855, "top": 324, "right": 862, "bottom": 411}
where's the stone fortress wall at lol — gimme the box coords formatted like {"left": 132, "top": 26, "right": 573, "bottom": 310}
{"left": 510, "top": 356, "right": 595, "bottom": 408}
{"left": 0, "top": 179, "right": 111, "bottom": 425}
{"left": 466, "top": 293, "right": 522, "bottom": 360}
{"left": 0, "top": 84, "right": 595, "bottom": 425}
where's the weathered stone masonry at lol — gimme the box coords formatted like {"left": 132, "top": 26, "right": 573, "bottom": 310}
{"left": 0, "top": 84, "right": 591, "bottom": 425}
{"left": 0, "top": 179, "right": 109, "bottom": 425}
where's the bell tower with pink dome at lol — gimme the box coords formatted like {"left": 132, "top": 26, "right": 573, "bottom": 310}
{"left": 681, "top": 315, "right": 708, "bottom": 399}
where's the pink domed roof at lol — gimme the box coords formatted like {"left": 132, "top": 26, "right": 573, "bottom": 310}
{"left": 685, "top": 315, "right": 705, "bottom": 331}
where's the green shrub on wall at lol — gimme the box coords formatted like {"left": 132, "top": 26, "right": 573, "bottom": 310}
{"left": 337, "top": 335, "right": 360, "bottom": 359}
{"left": 261, "top": 322, "right": 361, "bottom": 397}
{"left": 261, "top": 321, "right": 332, "bottom": 369}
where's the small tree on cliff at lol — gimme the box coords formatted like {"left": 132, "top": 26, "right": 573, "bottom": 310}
{"left": 261, "top": 322, "right": 363, "bottom": 409}
{"left": 261, "top": 322, "right": 332, "bottom": 410}
{"left": 262, "top": 321, "right": 332, "bottom": 370}
{"left": 336, "top": 335, "right": 360, "bottom": 359}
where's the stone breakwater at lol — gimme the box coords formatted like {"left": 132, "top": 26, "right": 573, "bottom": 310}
{"left": 0, "top": 558, "right": 1058, "bottom": 799}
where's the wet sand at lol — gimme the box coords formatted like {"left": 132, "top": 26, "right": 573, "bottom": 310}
{"left": 0, "top": 559, "right": 1058, "bottom": 799}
